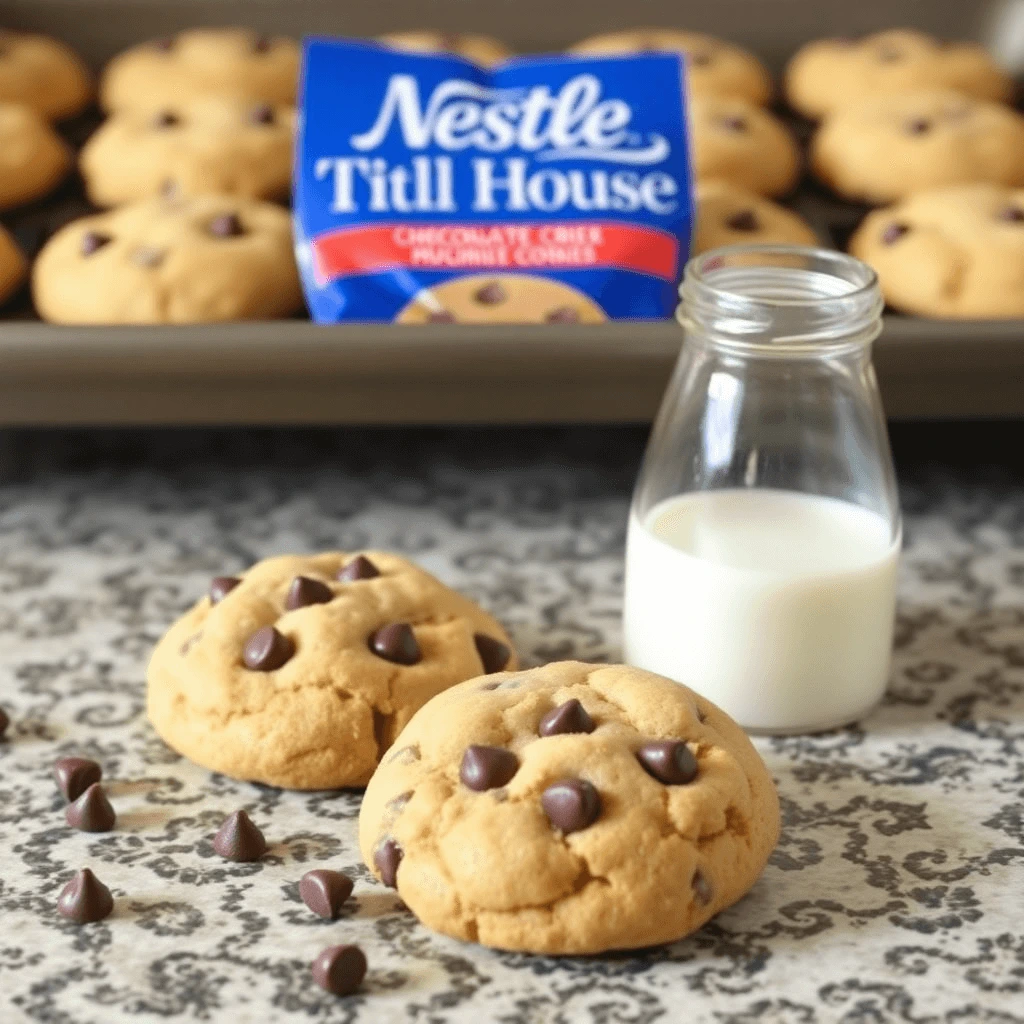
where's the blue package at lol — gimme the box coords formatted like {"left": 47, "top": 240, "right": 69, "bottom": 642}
{"left": 294, "top": 39, "right": 693, "bottom": 323}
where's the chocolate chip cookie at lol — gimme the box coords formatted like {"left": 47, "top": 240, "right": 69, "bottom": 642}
{"left": 0, "top": 225, "right": 27, "bottom": 306}
{"left": 377, "top": 31, "right": 512, "bottom": 67}
{"left": 359, "top": 660, "right": 779, "bottom": 954}
{"left": 811, "top": 89, "right": 1024, "bottom": 204}
{"left": 81, "top": 97, "right": 295, "bottom": 206}
{"left": 396, "top": 274, "right": 607, "bottom": 325}
{"left": 32, "top": 195, "right": 302, "bottom": 324}
{"left": 0, "top": 101, "right": 72, "bottom": 211}
{"left": 0, "top": 28, "right": 92, "bottom": 121}
{"left": 569, "top": 29, "right": 772, "bottom": 105}
{"left": 786, "top": 29, "right": 1013, "bottom": 120}
{"left": 694, "top": 180, "right": 817, "bottom": 254}
{"left": 850, "top": 183, "right": 1024, "bottom": 318}
{"left": 147, "top": 552, "right": 517, "bottom": 790}
{"left": 99, "top": 29, "right": 299, "bottom": 111}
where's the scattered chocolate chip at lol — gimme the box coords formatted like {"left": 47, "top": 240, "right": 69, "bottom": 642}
{"left": 213, "top": 810, "right": 266, "bottom": 861}
{"left": 541, "top": 779, "right": 601, "bottom": 834}
{"left": 80, "top": 231, "right": 112, "bottom": 257}
{"left": 538, "top": 698, "right": 595, "bottom": 737}
{"left": 374, "top": 837, "right": 402, "bottom": 887}
{"left": 474, "top": 281, "right": 506, "bottom": 305}
{"left": 726, "top": 210, "right": 760, "bottom": 232}
{"left": 473, "top": 633, "right": 511, "bottom": 673}
{"left": 337, "top": 555, "right": 380, "bottom": 582}
{"left": 299, "top": 869, "right": 354, "bottom": 919}
{"left": 152, "top": 110, "right": 181, "bottom": 129}
{"left": 721, "top": 116, "right": 747, "bottom": 132}
{"left": 285, "top": 575, "right": 333, "bottom": 610}
{"left": 546, "top": 306, "right": 580, "bottom": 323}
{"left": 428, "top": 310, "right": 456, "bottom": 323}
{"left": 54, "top": 757, "right": 102, "bottom": 802}
{"left": 877, "top": 47, "right": 903, "bottom": 62}
{"left": 243, "top": 626, "right": 294, "bottom": 671}
{"left": 130, "top": 246, "right": 166, "bottom": 268}
{"left": 57, "top": 868, "right": 113, "bottom": 923}
{"left": 210, "top": 575, "right": 241, "bottom": 604}
{"left": 252, "top": 34, "right": 273, "bottom": 53}
{"left": 311, "top": 944, "right": 367, "bottom": 997}
{"left": 692, "top": 871, "right": 713, "bottom": 904}
{"left": 636, "top": 741, "right": 698, "bottom": 785}
{"left": 65, "top": 783, "right": 116, "bottom": 832}
{"left": 0, "top": 707, "right": 8, "bottom": 739}
{"left": 209, "top": 213, "right": 244, "bottom": 238}
{"left": 460, "top": 745, "right": 519, "bottom": 791}
{"left": 152, "top": 36, "right": 175, "bottom": 52}
{"left": 881, "top": 223, "right": 910, "bottom": 245}
{"left": 998, "top": 206, "right": 1024, "bottom": 223}
{"left": 369, "top": 623, "right": 420, "bottom": 665}
{"left": 249, "top": 103, "right": 276, "bottom": 125}
{"left": 688, "top": 50, "right": 713, "bottom": 67}
{"left": 906, "top": 118, "right": 931, "bottom": 135}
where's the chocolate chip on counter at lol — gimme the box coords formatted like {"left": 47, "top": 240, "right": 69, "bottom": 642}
{"left": 906, "top": 118, "right": 931, "bottom": 135}
{"left": 208, "top": 213, "right": 245, "bottom": 238}
{"left": 542, "top": 779, "right": 601, "bottom": 834}
{"left": 546, "top": 306, "right": 580, "bottom": 323}
{"left": 285, "top": 575, "right": 333, "bottom": 610}
{"left": 692, "top": 871, "right": 713, "bottom": 905}
{"left": 130, "top": 246, "right": 166, "bottom": 268}
{"left": 299, "top": 869, "right": 354, "bottom": 919}
{"left": 249, "top": 103, "right": 276, "bottom": 125}
{"left": 373, "top": 837, "right": 403, "bottom": 887}
{"left": 473, "top": 633, "right": 511, "bottom": 674}
{"left": 369, "top": 623, "right": 420, "bottom": 665}
{"left": 474, "top": 281, "right": 506, "bottom": 305}
{"left": 427, "top": 310, "right": 456, "bottom": 323}
{"left": 636, "top": 741, "right": 698, "bottom": 785}
{"left": 152, "top": 110, "right": 181, "bottom": 129}
{"left": 0, "top": 706, "right": 8, "bottom": 740}
{"left": 80, "top": 231, "right": 112, "bottom": 257}
{"left": 998, "top": 206, "right": 1024, "bottom": 223}
{"left": 54, "top": 756, "right": 102, "bottom": 802}
{"left": 57, "top": 868, "right": 113, "bottom": 923}
{"left": 65, "top": 783, "right": 116, "bottom": 832}
{"left": 538, "top": 698, "right": 595, "bottom": 737}
{"left": 210, "top": 575, "right": 241, "bottom": 604}
{"left": 459, "top": 745, "right": 519, "bottom": 791}
{"left": 311, "top": 944, "right": 367, "bottom": 997}
{"left": 726, "top": 210, "right": 760, "bottom": 232}
{"left": 252, "top": 34, "right": 273, "bottom": 53}
{"left": 881, "top": 223, "right": 909, "bottom": 245}
{"left": 243, "top": 625, "right": 294, "bottom": 670}
{"left": 721, "top": 116, "right": 747, "bottom": 132}
{"left": 337, "top": 555, "right": 380, "bottom": 582}
{"left": 213, "top": 810, "right": 266, "bottom": 861}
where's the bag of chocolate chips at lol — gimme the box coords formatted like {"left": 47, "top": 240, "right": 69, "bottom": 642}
{"left": 294, "top": 39, "right": 694, "bottom": 323}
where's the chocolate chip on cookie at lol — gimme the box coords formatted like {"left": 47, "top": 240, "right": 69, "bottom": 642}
{"left": 906, "top": 117, "right": 931, "bottom": 135}
{"left": 427, "top": 310, "right": 456, "bottom": 323}
{"left": 474, "top": 281, "right": 506, "bottom": 305}
{"left": 369, "top": 623, "right": 420, "bottom": 665}
{"left": 286, "top": 575, "right": 333, "bottom": 610}
{"left": 336, "top": 554, "right": 380, "bottom": 581}
{"left": 725, "top": 210, "right": 760, "bottom": 231}
{"left": 373, "top": 837, "right": 403, "bottom": 887}
{"left": 721, "top": 115, "right": 748, "bottom": 132}
{"left": 636, "top": 741, "right": 698, "bottom": 785}
{"left": 538, "top": 698, "right": 595, "bottom": 737}
{"left": 209, "top": 575, "right": 241, "bottom": 603}
{"left": 692, "top": 871, "right": 713, "bottom": 905}
{"left": 243, "top": 625, "right": 294, "bottom": 670}
{"left": 252, "top": 35, "right": 273, "bottom": 54}
{"left": 881, "top": 223, "right": 909, "bottom": 245}
{"left": 460, "top": 745, "right": 519, "bottom": 791}
{"left": 80, "top": 232, "right": 112, "bottom": 257}
{"left": 998, "top": 206, "right": 1024, "bottom": 223}
{"left": 152, "top": 36, "right": 175, "bottom": 52}
{"left": 249, "top": 103, "right": 275, "bottom": 125}
{"left": 541, "top": 778, "right": 601, "bottom": 834}
{"left": 209, "top": 213, "right": 245, "bottom": 238}
{"left": 152, "top": 110, "right": 181, "bottom": 129}
{"left": 130, "top": 245, "right": 165, "bottom": 268}
{"left": 473, "top": 633, "right": 511, "bottom": 673}
{"left": 545, "top": 306, "right": 580, "bottom": 323}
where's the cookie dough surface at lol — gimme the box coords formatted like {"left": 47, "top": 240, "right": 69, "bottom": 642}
{"left": 570, "top": 28, "right": 772, "bottom": 105}
{"left": 32, "top": 195, "right": 302, "bottom": 324}
{"left": 694, "top": 180, "right": 817, "bottom": 254}
{"left": 100, "top": 28, "right": 299, "bottom": 111}
{"left": 359, "top": 660, "right": 780, "bottom": 954}
{"left": 377, "top": 31, "right": 512, "bottom": 67}
{"left": 148, "top": 552, "right": 517, "bottom": 789}
{"left": 0, "top": 28, "right": 92, "bottom": 121}
{"left": 850, "top": 183, "right": 1024, "bottom": 319}
{"left": 0, "top": 225, "right": 27, "bottom": 305}
{"left": 786, "top": 29, "right": 1012, "bottom": 120}
{"left": 811, "top": 89, "right": 1024, "bottom": 204}
{"left": 81, "top": 97, "right": 295, "bottom": 206}
{"left": 0, "top": 101, "right": 72, "bottom": 211}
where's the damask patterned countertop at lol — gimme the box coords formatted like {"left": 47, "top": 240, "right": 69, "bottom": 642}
{"left": 0, "top": 426, "right": 1021, "bottom": 1024}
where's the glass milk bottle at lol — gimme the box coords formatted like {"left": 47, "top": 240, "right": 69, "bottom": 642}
{"left": 624, "top": 245, "right": 901, "bottom": 734}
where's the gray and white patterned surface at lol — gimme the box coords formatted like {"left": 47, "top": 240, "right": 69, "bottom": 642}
{"left": 0, "top": 426, "right": 1022, "bottom": 1024}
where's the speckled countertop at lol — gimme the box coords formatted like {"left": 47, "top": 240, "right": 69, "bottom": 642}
{"left": 0, "top": 425, "right": 1022, "bottom": 1024}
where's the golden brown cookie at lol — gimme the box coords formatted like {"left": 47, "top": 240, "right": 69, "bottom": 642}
{"left": 0, "top": 28, "right": 92, "bottom": 121}
{"left": 694, "top": 180, "right": 817, "bottom": 254}
{"left": 32, "top": 195, "right": 303, "bottom": 324}
{"left": 0, "top": 225, "right": 28, "bottom": 306}
{"left": 569, "top": 28, "right": 771, "bottom": 105}
{"left": 811, "top": 89, "right": 1024, "bottom": 204}
{"left": 850, "top": 183, "right": 1024, "bottom": 318}
{"left": 359, "top": 660, "right": 779, "bottom": 954}
{"left": 99, "top": 29, "right": 299, "bottom": 111}
{"left": 377, "top": 31, "right": 512, "bottom": 67}
{"left": 80, "top": 97, "right": 295, "bottom": 207}
{"left": 0, "top": 101, "right": 72, "bottom": 211}
{"left": 690, "top": 95, "right": 800, "bottom": 198}
{"left": 147, "top": 552, "right": 517, "bottom": 789}
{"left": 786, "top": 29, "right": 1013, "bottom": 120}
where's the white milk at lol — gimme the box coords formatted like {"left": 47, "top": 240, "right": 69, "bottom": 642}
{"left": 623, "top": 489, "right": 900, "bottom": 733}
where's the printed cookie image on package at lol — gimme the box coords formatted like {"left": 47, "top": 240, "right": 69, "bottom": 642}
{"left": 295, "top": 40, "right": 694, "bottom": 322}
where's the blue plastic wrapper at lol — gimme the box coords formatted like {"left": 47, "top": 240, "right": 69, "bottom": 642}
{"left": 294, "top": 39, "right": 693, "bottom": 323}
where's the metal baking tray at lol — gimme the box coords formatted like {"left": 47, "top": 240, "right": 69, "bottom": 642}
{"left": 1, "top": 0, "right": 1022, "bottom": 425}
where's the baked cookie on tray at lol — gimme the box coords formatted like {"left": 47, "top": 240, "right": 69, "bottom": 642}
{"left": 377, "top": 31, "right": 512, "bottom": 67}
{"left": 850, "top": 183, "right": 1024, "bottom": 319}
{"left": 811, "top": 89, "right": 1024, "bottom": 205}
{"left": 32, "top": 195, "right": 302, "bottom": 324}
{"left": 0, "top": 225, "right": 28, "bottom": 306}
{"left": 80, "top": 97, "right": 295, "bottom": 206}
{"left": 0, "top": 102, "right": 72, "bottom": 211}
{"left": 694, "top": 180, "right": 817, "bottom": 253}
{"left": 569, "top": 29, "right": 772, "bottom": 105}
{"left": 397, "top": 274, "right": 607, "bottom": 324}
{"left": 99, "top": 28, "right": 299, "bottom": 111}
{"left": 359, "top": 660, "right": 779, "bottom": 954}
{"left": 786, "top": 29, "right": 1013, "bottom": 120}
{"left": 147, "top": 552, "right": 517, "bottom": 789}
{"left": 0, "top": 28, "right": 92, "bottom": 121}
